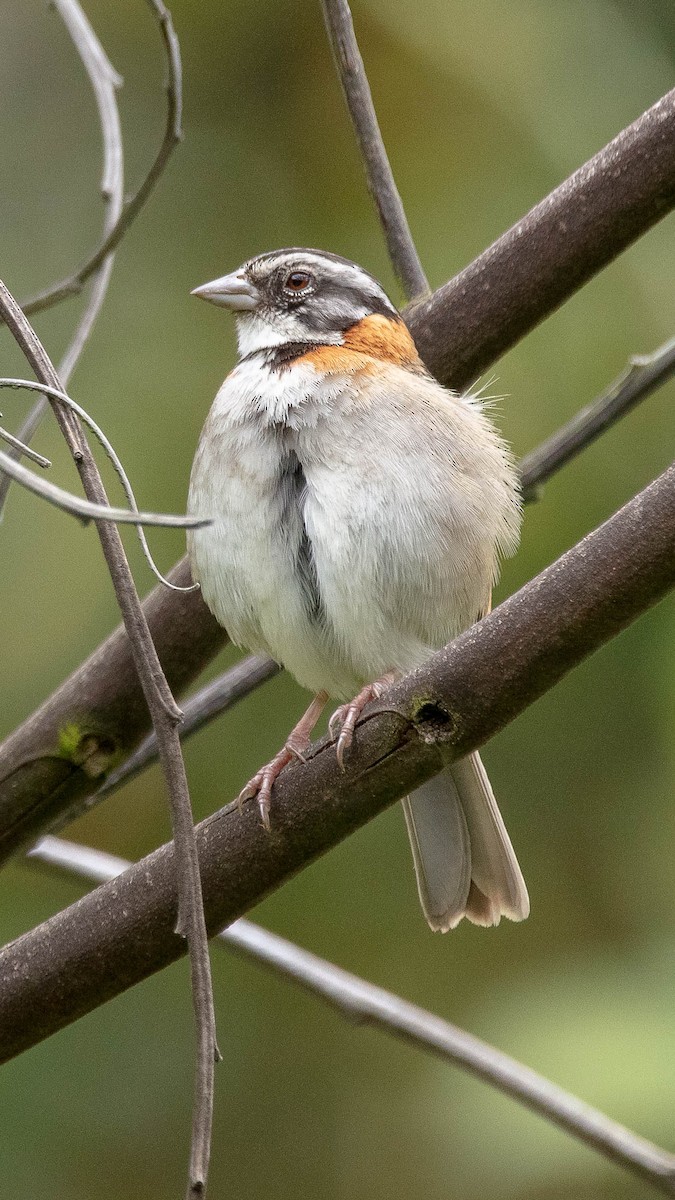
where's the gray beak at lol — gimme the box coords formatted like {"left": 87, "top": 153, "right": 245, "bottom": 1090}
{"left": 191, "top": 271, "right": 260, "bottom": 311}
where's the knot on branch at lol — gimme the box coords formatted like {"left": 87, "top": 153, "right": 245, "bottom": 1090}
{"left": 57, "top": 723, "right": 118, "bottom": 779}
{"left": 409, "top": 697, "right": 457, "bottom": 745}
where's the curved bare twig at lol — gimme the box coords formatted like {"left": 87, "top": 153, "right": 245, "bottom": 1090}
{"left": 18, "top": 0, "right": 181, "bottom": 320}
{"left": 0, "top": 0, "right": 124, "bottom": 516}
{"left": 0, "top": 379, "right": 203, "bottom": 584}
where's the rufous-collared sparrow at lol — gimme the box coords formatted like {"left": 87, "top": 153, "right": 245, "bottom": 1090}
{"left": 187, "top": 248, "right": 529, "bottom": 931}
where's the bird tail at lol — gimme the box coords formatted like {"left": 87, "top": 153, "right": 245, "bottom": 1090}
{"left": 401, "top": 752, "right": 529, "bottom": 932}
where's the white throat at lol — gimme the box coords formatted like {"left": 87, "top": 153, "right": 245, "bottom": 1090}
{"left": 235, "top": 312, "right": 342, "bottom": 358}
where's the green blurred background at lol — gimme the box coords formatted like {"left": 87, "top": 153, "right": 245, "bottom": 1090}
{"left": 1, "top": 1, "right": 674, "bottom": 1196}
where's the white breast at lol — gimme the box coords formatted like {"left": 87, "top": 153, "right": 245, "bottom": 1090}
{"left": 187, "top": 355, "right": 368, "bottom": 697}
{"left": 188, "top": 354, "right": 521, "bottom": 700}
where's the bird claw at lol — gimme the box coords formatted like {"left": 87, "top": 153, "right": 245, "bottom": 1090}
{"left": 236, "top": 746, "right": 294, "bottom": 829}
{"left": 330, "top": 677, "right": 395, "bottom": 769}
{"left": 328, "top": 705, "right": 346, "bottom": 740}
{"left": 235, "top": 710, "right": 324, "bottom": 828}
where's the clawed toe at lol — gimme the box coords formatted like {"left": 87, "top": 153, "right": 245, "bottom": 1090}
{"left": 330, "top": 675, "right": 397, "bottom": 768}
{"left": 237, "top": 746, "right": 293, "bottom": 829}
{"left": 235, "top": 692, "right": 329, "bottom": 829}
{"left": 336, "top": 723, "right": 353, "bottom": 769}
{"left": 328, "top": 704, "right": 347, "bottom": 740}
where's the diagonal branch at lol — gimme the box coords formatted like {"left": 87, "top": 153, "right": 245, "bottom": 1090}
{"left": 520, "top": 333, "right": 675, "bottom": 500}
{"left": 94, "top": 655, "right": 280, "bottom": 802}
{"left": 27, "top": 835, "right": 675, "bottom": 1196}
{"left": 1, "top": 461, "right": 673, "bottom": 1064}
{"left": 1, "top": 90, "right": 674, "bottom": 862}
{"left": 320, "top": 0, "right": 429, "bottom": 299}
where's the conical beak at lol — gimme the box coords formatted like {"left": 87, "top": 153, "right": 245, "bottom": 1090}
{"left": 191, "top": 272, "right": 260, "bottom": 311}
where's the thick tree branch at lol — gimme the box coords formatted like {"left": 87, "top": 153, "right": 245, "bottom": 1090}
{"left": 49, "top": 655, "right": 279, "bottom": 832}
{"left": 1, "top": 462, "right": 673, "bottom": 1063}
{"left": 27, "top": 836, "right": 675, "bottom": 1196}
{"left": 1, "top": 90, "right": 674, "bottom": 860}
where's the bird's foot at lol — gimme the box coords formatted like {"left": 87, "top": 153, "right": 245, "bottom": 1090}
{"left": 329, "top": 672, "right": 397, "bottom": 768}
{"left": 238, "top": 690, "right": 328, "bottom": 829}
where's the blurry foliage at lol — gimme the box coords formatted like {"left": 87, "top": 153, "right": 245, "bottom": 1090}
{"left": 0, "top": 1, "right": 674, "bottom": 1197}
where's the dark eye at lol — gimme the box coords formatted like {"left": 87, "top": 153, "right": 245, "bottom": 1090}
{"left": 283, "top": 270, "right": 313, "bottom": 294}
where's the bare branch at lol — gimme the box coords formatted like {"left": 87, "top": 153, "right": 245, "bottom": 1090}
{"left": 408, "top": 89, "right": 675, "bottom": 392}
{"left": 0, "top": 425, "right": 50, "bottom": 467}
{"left": 0, "top": 0, "right": 124, "bottom": 516}
{"left": 54, "top": 0, "right": 124, "bottom": 386}
{"left": 520, "top": 334, "right": 675, "bottom": 500}
{"left": 1, "top": 462, "right": 673, "bottom": 1067}
{"left": 320, "top": 0, "right": 429, "bottom": 300}
{"left": 18, "top": 0, "right": 181, "bottom": 320}
{"left": 1, "top": 91, "right": 675, "bottom": 863}
{"left": 0, "top": 281, "right": 216, "bottom": 1199}
{"left": 0, "top": 445, "right": 207, "bottom": 528}
{"left": 28, "top": 835, "right": 675, "bottom": 1196}
{"left": 0, "top": 379, "right": 204, "bottom": 585}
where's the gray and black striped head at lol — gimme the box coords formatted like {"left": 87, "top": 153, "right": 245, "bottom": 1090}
{"left": 192, "top": 248, "right": 399, "bottom": 356}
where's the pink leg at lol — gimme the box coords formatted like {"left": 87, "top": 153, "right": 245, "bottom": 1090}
{"left": 238, "top": 690, "right": 328, "bottom": 830}
{"left": 329, "top": 672, "right": 398, "bottom": 768}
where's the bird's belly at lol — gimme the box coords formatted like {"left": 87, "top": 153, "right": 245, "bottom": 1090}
{"left": 188, "top": 445, "right": 365, "bottom": 699}
{"left": 195, "top": 528, "right": 357, "bottom": 693}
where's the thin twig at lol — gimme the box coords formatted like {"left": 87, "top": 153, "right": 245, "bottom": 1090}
{"left": 27, "top": 836, "right": 675, "bottom": 1196}
{"left": 520, "top": 334, "right": 675, "bottom": 500}
{"left": 0, "top": 425, "right": 50, "bottom": 467}
{"left": 0, "top": 446, "right": 206, "bottom": 527}
{"left": 0, "top": 0, "right": 124, "bottom": 516}
{"left": 0, "top": 379, "right": 204, "bottom": 586}
{"left": 55, "top": 0, "right": 124, "bottom": 386}
{"left": 0, "top": 282, "right": 216, "bottom": 1200}
{"left": 17, "top": 0, "right": 181, "bottom": 321}
{"left": 320, "top": 0, "right": 429, "bottom": 300}
{"left": 95, "top": 655, "right": 280, "bottom": 801}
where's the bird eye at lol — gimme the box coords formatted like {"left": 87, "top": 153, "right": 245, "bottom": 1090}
{"left": 283, "top": 270, "right": 313, "bottom": 294}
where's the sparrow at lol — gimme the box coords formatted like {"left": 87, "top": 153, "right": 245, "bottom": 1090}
{"left": 187, "top": 248, "right": 529, "bottom": 931}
